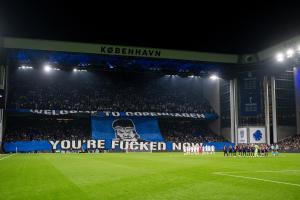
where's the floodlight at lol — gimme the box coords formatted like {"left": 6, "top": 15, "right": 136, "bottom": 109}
{"left": 209, "top": 74, "right": 219, "bottom": 80}
{"left": 286, "top": 49, "right": 294, "bottom": 58}
{"left": 44, "top": 65, "right": 52, "bottom": 72}
{"left": 276, "top": 53, "right": 284, "bottom": 62}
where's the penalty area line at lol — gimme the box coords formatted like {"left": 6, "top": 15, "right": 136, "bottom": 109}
{"left": 213, "top": 172, "right": 300, "bottom": 187}
{"left": 0, "top": 154, "right": 15, "bottom": 161}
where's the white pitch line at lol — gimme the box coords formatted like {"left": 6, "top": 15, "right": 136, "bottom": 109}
{"left": 0, "top": 154, "right": 15, "bottom": 161}
{"left": 214, "top": 172, "right": 300, "bottom": 187}
{"left": 214, "top": 170, "right": 300, "bottom": 174}
{"left": 254, "top": 170, "right": 300, "bottom": 173}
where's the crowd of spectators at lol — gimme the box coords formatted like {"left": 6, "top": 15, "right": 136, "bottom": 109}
{"left": 4, "top": 117, "right": 91, "bottom": 142}
{"left": 8, "top": 71, "right": 215, "bottom": 114}
{"left": 160, "top": 120, "right": 226, "bottom": 143}
{"left": 278, "top": 135, "right": 300, "bottom": 150}
{"left": 4, "top": 69, "right": 221, "bottom": 143}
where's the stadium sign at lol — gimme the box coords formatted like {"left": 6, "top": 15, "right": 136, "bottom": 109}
{"left": 8, "top": 109, "right": 218, "bottom": 120}
{"left": 49, "top": 140, "right": 202, "bottom": 151}
{"left": 100, "top": 46, "right": 161, "bottom": 57}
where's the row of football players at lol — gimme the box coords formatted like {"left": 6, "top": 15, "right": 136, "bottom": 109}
{"left": 223, "top": 144, "right": 274, "bottom": 157}
{"left": 183, "top": 145, "right": 215, "bottom": 155}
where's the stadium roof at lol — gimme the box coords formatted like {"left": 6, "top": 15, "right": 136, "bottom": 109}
{"left": 1, "top": 36, "right": 300, "bottom": 65}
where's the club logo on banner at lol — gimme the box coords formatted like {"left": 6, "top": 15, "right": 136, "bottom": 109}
{"left": 237, "top": 128, "right": 248, "bottom": 143}
{"left": 249, "top": 127, "right": 266, "bottom": 143}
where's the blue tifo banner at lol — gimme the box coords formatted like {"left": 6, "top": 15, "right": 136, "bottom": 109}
{"left": 6, "top": 109, "right": 218, "bottom": 120}
{"left": 3, "top": 116, "right": 233, "bottom": 152}
{"left": 3, "top": 140, "right": 234, "bottom": 152}
{"left": 3, "top": 140, "right": 52, "bottom": 152}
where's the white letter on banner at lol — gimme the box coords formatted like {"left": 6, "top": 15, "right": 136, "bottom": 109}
{"left": 112, "top": 112, "right": 120, "bottom": 117}
{"left": 139, "top": 142, "right": 149, "bottom": 151}
{"left": 142, "top": 112, "right": 149, "bottom": 116}
{"left": 72, "top": 140, "right": 82, "bottom": 149}
{"left": 103, "top": 111, "right": 110, "bottom": 117}
{"left": 149, "top": 112, "right": 157, "bottom": 117}
{"left": 134, "top": 112, "right": 142, "bottom": 116}
{"left": 61, "top": 140, "right": 70, "bottom": 149}
{"left": 31, "top": 109, "right": 42, "bottom": 114}
{"left": 150, "top": 142, "right": 157, "bottom": 151}
{"left": 158, "top": 142, "right": 166, "bottom": 150}
{"left": 60, "top": 110, "right": 69, "bottom": 115}
{"left": 126, "top": 112, "right": 133, "bottom": 116}
{"left": 190, "top": 143, "right": 196, "bottom": 148}
{"left": 183, "top": 142, "right": 191, "bottom": 148}
{"left": 172, "top": 143, "right": 182, "bottom": 151}
{"left": 112, "top": 140, "right": 119, "bottom": 149}
{"left": 87, "top": 140, "right": 97, "bottom": 149}
{"left": 174, "top": 113, "right": 182, "bottom": 117}
{"left": 196, "top": 114, "right": 205, "bottom": 119}
{"left": 189, "top": 113, "right": 196, "bottom": 118}
{"left": 45, "top": 110, "right": 51, "bottom": 115}
{"left": 182, "top": 113, "right": 190, "bottom": 118}
{"left": 120, "top": 141, "right": 129, "bottom": 150}
{"left": 49, "top": 140, "right": 60, "bottom": 150}
{"left": 97, "top": 140, "right": 105, "bottom": 149}
{"left": 129, "top": 142, "right": 139, "bottom": 150}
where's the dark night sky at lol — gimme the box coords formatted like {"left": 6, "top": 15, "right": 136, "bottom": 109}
{"left": 1, "top": 1, "right": 300, "bottom": 54}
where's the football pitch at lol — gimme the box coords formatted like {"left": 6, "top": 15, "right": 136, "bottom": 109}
{"left": 0, "top": 153, "right": 300, "bottom": 200}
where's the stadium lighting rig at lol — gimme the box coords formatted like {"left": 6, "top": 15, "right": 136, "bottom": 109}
{"left": 275, "top": 45, "right": 300, "bottom": 62}
{"left": 73, "top": 68, "right": 87, "bottom": 72}
{"left": 44, "top": 65, "right": 52, "bottom": 72}
{"left": 209, "top": 74, "right": 220, "bottom": 80}
{"left": 43, "top": 64, "right": 60, "bottom": 72}
{"left": 18, "top": 65, "right": 33, "bottom": 70}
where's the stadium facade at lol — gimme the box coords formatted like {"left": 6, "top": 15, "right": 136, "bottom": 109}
{"left": 0, "top": 36, "right": 300, "bottom": 152}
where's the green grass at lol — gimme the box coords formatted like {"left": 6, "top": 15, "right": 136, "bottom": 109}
{"left": 0, "top": 153, "right": 300, "bottom": 200}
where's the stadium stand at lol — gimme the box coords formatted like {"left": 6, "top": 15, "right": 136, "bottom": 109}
{"left": 8, "top": 70, "right": 215, "bottom": 113}
{"left": 3, "top": 67, "right": 227, "bottom": 145}
{"left": 159, "top": 119, "right": 226, "bottom": 143}
{"left": 4, "top": 116, "right": 91, "bottom": 142}
{"left": 278, "top": 135, "right": 300, "bottom": 151}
